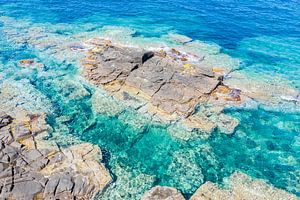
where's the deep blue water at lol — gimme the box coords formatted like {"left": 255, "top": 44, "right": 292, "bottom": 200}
{"left": 0, "top": 0, "right": 300, "bottom": 199}
{"left": 1, "top": 0, "right": 300, "bottom": 48}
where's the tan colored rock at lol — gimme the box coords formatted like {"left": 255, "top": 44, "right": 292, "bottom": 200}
{"left": 81, "top": 41, "right": 224, "bottom": 134}
{"left": 183, "top": 115, "right": 216, "bottom": 133}
{"left": 190, "top": 182, "right": 231, "bottom": 200}
{"left": 141, "top": 186, "right": 185, "bottom": 200}
{"left": 0, "top": 112, "right": 112, "bottom": 200}
{"left": 190, "top": 172, "right": 298, "bottom": 200}
{"left": 19, "top": 59, "right": 44, "bottom": 68}
{"left": 42, "top": 143, "right": 112, "bottom": 195}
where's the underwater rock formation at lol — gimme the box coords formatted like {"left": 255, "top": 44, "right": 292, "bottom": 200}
{"left": 141, "top": 186, "right": 185, "bottom": 200}
{"left": 190, "top": 172, "right": 298, "bottom": 200}
{"left": 0, "top": 112, "right": 111, "bottom": 199}
{"left": 142, "top": 172, "right": 298, "bottom": 200}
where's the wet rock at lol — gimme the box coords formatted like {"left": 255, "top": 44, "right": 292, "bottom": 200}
{"left": 167, "top": 149, "right": 204, "bottom": 194}
{"left": 211, "top": 85, "right": 241, "bottom": 102}
{"left": 19, "top": 59, "right": 44, "bottom": 69}
{"left": 168, "top": 33, "right": 192, "bottom": 44}
{"left": 99, "top": 164, "right": 155, "bottom": 200}
{"left": 141, "top": 186, "right": 185, "bottom": 200}
{"left": 216, "top": 113, "right": 239, "bottom": 135}
{"left": 0, "top": 80, "right": 52, "bottom": 117}
{"left": 19, "top": 59, "right": 34, "bottom": 65}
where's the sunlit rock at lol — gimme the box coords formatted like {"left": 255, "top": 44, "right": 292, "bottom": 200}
{"left": 190, "top": 172, "right": 298, "bottom": 200}
{"left": 0, "top": 112, "right": 112, "bottom": 199}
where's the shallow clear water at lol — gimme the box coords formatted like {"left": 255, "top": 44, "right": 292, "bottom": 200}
{"left": 0, "top": 0, "right": 299, "bottom": 199}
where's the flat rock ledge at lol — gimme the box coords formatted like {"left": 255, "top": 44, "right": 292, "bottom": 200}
{"left": 0, "top": 112, "right": 112, "bottom": 200}
{"left": 81, "top": 39, "right": 242, "bottom": 134}
{"left": 142, "top": 173, "right": 298, "bottom": 200}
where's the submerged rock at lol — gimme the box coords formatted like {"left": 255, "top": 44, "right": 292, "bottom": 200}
{"left": 190, "top": 172, "right": 298, "bottom": 200}
{"left": 19, "top": 59, "right": 44, "bottom": 69}
{"left": 141, "top": 186, "right": 185, "bottom": 200}
{"left": 168, "top": 33, "right": 193, "bottom": 44}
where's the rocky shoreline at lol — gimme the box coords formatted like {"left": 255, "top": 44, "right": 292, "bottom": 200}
{"left": 0, "top": 111, "right": 111, "bottom": 199}
{"left": 141, "top": 172, "right": 298, "bottom": 200}
{"left": 1, "top": 110, "right": 297, "bottom": 199}
{"left": 81, "top": 38, "right": 242, "bottom": 136}
{"left": 0, "top": 16, "right": 299, "bottom": 200}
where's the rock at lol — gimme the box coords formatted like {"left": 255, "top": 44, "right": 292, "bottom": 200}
{"left": 44, "top": 173, "right": 61, "bottom": 196}
{"left": 190, "top": 181, "right": 231, "bottom": 200}
{"left": 211, "top": 85, "right": 241, "bottom": 102}
{"left": 0, "top": 112, "right": 112, "bottom": 199}
{"left": 0, "top": 126, "right": 14, "bottom": 145}
{"left": 67, "top": 142, "right": 102, "bottom": 161}
{"left": 168, "top": 33, "right": 192, "bottom": 44}
{"left": 141, "top": 186, "right": 185, "bottom": 200}
{"left": 11, "top": 180, "right": 43, "bottom": 199}
{"left": 19, "top": 59, "right": 34, "bottom": 65}
{"left": 190, "top": 172, "right": 298, "bottom": 200}
{"left": 142, "top": 51, "right": 155, "bottom": 63}
{"left": 166, "top": 149, "right": 204, "bottom": 194}
{"left": 73, "top": 175, "right": 88, "bottom": 195}
{"left": 216, "top": 113, "right": 239, "bottom": 135}
{"left": 81, "top": 41, "right": 226, "bottom": 135}
{"left": 0, "top": 113, "right": 13, "bottom": 128}
{"left": 55, "top": 173, "right": 74, "bottom": 194}
{"left": 22, "top": 149, "right": 43, "bottom": 161}
{"left": 13, "top": 122, "right": 31, "bottom": 140}
{"left": 82, "top": 41, "right": 239, "bottom": 137}
{"left": 183, "top": 114, "right": 216, "bottom": 133}
{"left": 19, "top": 59, "right": 44, "bottom": 69}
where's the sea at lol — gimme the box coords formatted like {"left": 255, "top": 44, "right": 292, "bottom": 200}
{"left": 0, "top": 0, "right": 299, "bottom": 199}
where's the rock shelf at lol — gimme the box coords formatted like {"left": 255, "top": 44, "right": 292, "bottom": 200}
{"left": 81, "top": 39, "right": 241, "bottom": 134}
{"left": 142, "top": 173, "right": 298, "bottom": 200}
{"left": 190, "top": 172, "right": 298, "bottom": 200}
{"left": 0, "top": 112, "right": 111, "bottom": 199}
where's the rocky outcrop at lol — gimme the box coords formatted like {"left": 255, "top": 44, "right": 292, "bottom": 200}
{"left": 190, "top": 172, "right": 298, "bottom": 200}
{"left": 142, "top": 172, "right": 298, "bottom": 200}
{"left": 82, "top": 39, "right": 219, "bottom": 117}
{"left": 141, "top": 186, "right": 185, "bottom": 200}
{"left": 0, "top": 112, "right": 112, "bottom": 200}
{"left": 81, "top": 39, "right": 240, "bottom": 134}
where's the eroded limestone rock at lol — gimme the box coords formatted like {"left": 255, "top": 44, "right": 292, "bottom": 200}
{"left": 0, "top": 112, "right": 112, "bottom": 200}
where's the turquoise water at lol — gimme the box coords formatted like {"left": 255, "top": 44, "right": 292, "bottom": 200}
{"left": 0, "top": 0, "right": 300, "bottom": 199}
